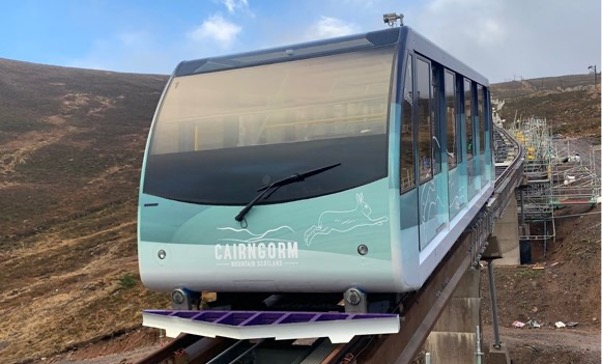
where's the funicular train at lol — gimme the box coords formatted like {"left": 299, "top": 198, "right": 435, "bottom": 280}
{"left": 138, "top": 25, "right": 494, "bottom": 318}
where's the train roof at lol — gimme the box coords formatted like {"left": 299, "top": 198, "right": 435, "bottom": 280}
{"left": 174, "top": 26, "right": 488, "bottom": 86}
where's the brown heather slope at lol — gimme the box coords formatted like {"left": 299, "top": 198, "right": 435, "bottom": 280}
{"left": 0, "top": 59, "right": 170, "bottom": 363}
{"left": 0, "top": 58, "right": 166, "bottom": 239}
{"left": 491, "top": 74, "right": 601, "bottom": 137}
{"left": 0, "top": 60, "right": 600, "bottom": 363}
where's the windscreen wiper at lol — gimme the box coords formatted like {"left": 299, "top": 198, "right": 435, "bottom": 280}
{"left": 234, "top": 163, "right": 341, "bottom": 223}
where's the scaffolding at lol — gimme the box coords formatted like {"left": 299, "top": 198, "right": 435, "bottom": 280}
{"left": 510, "top": 119, "right": 556, "bottom": 253}
{"left": 505, "top": 117, "right": 601, "bottom": 257}
{"left": 550, "top": 140, "right": 600, "bottom": 206}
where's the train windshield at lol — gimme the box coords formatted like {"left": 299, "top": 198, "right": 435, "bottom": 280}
{"left": 144, "top": 46, "right": 395, "bottom": 205}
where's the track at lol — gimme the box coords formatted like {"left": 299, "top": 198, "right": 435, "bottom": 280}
{"left": 138, "top": 335, "right": 344, "bottom": 364}
{"left": 136, "top": 126, "right": 524, "bottom": 364}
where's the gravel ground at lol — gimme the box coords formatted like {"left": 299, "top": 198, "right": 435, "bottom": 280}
{"left": 483, "top": 326, "right": 601, "bottom": 364}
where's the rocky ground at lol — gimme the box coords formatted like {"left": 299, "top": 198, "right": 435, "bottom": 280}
{"left": 481, "top": 207, "right": 601, "bottom": 363}
{"left": 484, "top": 327, "right": 600, "bottom": 364}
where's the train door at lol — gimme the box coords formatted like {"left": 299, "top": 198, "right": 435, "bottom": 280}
{"left": 415, "top": 56, "right": 448, "bottom": 250}
{"left": 464, "top": 78, "right": 480, "bottom": 201}
{"left": 479, "top": 85, "right": 493, "bottom": 185}
{"left": 485, "top": 87, "right": 495, "bottom": 182}
{"left": 476, "top": 84, "right": 487, "bottom": 187}
{"left": 399, "top": 53, "right": 420, "bottom": 251}
{"left": 445, "top": 70, "right": 466, "bottom": 220}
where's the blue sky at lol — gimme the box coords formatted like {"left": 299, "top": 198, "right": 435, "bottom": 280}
{"left": 1, "top": 0, "right": 600, "bottom": 82}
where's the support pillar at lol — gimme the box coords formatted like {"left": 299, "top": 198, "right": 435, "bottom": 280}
{"left": 490, "top": 194, "right": 520, "bottom": 265}
{"left": 423, "top": 268, "right": 482, "bottom": 364}
{"left": 483, "top": 259, "right": 512, "bottom": 364}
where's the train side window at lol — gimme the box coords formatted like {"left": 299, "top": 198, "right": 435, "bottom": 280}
{"left": 431, "top": 63, "right": 441, "bottom": 176}
{"left": 401, "top": 55, "right": 415, "bottom": 192}
{"left": 464, "top": 78, "right": 473, "bottom": 159}
{"left": 477, "top": 84, "right": 485, "bottom": 154}
{"left": 416, "top": 57, "right": 433, "bottom": 182}
{"left": 485, "top": 87, "right": 493, "bottom": 150}
{"left": 455, "top": 75, "right": 463, "bottom": 164}
{"left": 445, "top": 70, "right": 457, "bottom": 169}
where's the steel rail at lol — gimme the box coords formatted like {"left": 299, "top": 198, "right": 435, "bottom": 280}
{"left": 491, "top": 126, "right": 525, "bottom": 218}
{"left": 134, "top": 334, "right": 203, "bottom": 364}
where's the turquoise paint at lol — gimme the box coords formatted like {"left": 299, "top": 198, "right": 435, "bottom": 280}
{"left": 140, "top": 179, "right": 392, "bottom": 261}
{"left": 447, "top": 166, "right": 467, "bottom": 219}
{"left": 418, "top": 173, "right": 448, "bottom": 250}
{"left": 388, "top": 101, "right": 402, "bottom": 191}
{"left": 139, "top": 195, "right": 209, "bottom": 243}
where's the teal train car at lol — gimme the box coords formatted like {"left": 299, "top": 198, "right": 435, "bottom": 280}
{"left": 138, "top": 25, "right": 494, "bottom": 312}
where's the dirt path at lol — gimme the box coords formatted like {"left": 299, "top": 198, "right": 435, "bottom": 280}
{"left": 43, "top": 347, "right": 155, "bottom": 364}
{"left": 36, "top": 325, "right": 601, "bottom": 364}
{"left": 31, "top": 329, "right": 162, "bottom": 364}
{"left": 483, "top": 326, "right": 601, "bottom": 363}
{"left": 0, "top": 116, "right": 77, "bottom": 178}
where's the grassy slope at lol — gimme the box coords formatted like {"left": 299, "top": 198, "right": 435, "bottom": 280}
{"left": 491, "top": 74, "right": 601, "bottom": 137}
{"left": 0, "top": 60, "right": 599, "bottom": 363}
{"left": 0, "top": 59, "right": 170, "bottom": 363}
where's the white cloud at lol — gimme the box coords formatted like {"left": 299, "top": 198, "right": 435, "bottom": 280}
{"left": 410, "top": 0, "right": 601, "bottom": 82}
{"left": 219, "top": 0, "right": 249, "bottom": 14}
{"left": 187, "top": 15, "right": 242, "bottom": 47}
{"left": 420, "top": 0, "right": 505, "bottom": 47}
{"left": 475, "top": 18, "right": 504, "bottom": 47}
{"left": 306, "top": 16, "right": 358, "bottom": 40}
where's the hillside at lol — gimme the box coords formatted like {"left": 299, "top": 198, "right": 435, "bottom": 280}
{"left": 0, "top": 61, "right": 599, "bottom": 363}
{"left": 0, "top": 58, "right": 167, "bottom": 239}
{"left": 491, "top": 74, "right": 600, "bottom": 136}
{"left": 0, "top": 58, "right": 170, "bottom": 363}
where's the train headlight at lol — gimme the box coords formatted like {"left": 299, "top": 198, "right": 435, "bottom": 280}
{"left": 157, "top": 249, "right": 167, "bottom": 260}
{"left": 357, "top": 244, "right": 369, "bottom": 256}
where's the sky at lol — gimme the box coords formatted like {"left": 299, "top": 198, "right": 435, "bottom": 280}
{"left": 1, "top": 0, "right": 600, "bottom": 82}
